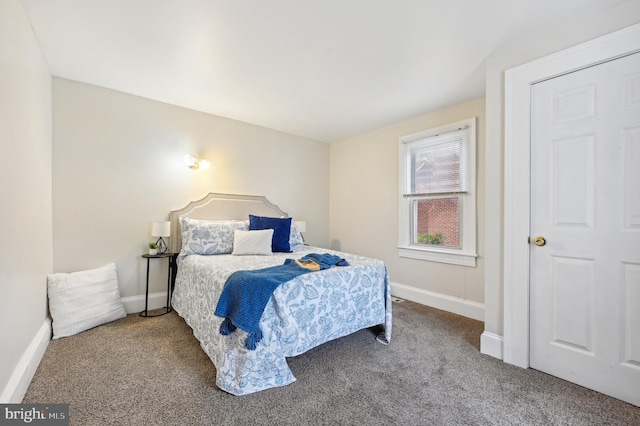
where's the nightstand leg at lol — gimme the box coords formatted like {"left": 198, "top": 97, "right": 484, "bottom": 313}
{"left": 166, "top": 259, "right": 171, "bottom": 313}
{"left": 142, "top": 257, "right": 150, "bottom": 316}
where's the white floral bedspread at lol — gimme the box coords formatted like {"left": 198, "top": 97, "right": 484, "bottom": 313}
{"left": 171, "top": 245, "right": 392, "bottom": 395}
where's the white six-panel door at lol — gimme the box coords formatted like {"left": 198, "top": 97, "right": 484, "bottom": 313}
{"left": 530, "top": 51, "right": 640, "bottom": 406}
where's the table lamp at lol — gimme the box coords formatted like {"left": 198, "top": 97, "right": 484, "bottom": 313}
{"left": 151, "top": 221, "right": 170, "bottom": 254}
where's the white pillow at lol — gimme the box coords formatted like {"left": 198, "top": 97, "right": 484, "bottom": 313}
{"left": 47, "top": 263, "right": 127, "bottom": 339}
{"left": 232, "top": 229, "right": 274, "bottom": 256}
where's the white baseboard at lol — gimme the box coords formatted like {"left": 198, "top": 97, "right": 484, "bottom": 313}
{"left": 480, "top": 331, "right": 504, "bottom": 360}
{"left": 0, "top": 319, "right": 51, "bottom": 403}
{"left": 390, "top": 281, "right": 485, "bottom": 321}
{"left": 120, "top": 291, "right": 170, "bottom": 314}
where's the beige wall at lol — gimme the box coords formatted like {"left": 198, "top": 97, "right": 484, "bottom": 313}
{"left": 483, "top": 0, "right": 640, "bottom": 343}
{"left": 330, "top": 98, "right": 485, "bottom": 304}
{"left": 0, "top": 0, "right": 53, "bottom": 400}
{"left": 52, "top": 78, "right": 329, "bottom": 298}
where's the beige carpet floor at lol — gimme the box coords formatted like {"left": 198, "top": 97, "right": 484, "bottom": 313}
{"left": 23, "top": 300, "right": 640, "bottom": 425}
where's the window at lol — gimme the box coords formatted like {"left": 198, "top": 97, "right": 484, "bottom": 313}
{"left": 398, "top": 118, "right": 477, "bottom": 267}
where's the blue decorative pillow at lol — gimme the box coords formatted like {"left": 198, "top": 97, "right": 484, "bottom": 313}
{"left": 249, "top": 215, "right": 292, "bottom": 252}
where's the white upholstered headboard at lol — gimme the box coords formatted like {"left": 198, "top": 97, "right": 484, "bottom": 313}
{"left": 168, "top": 193, "right": 288, "bottom": 254}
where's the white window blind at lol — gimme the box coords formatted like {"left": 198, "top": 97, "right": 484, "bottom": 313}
{"left": 407, "top": 129, "right": 467, "bottom": 195}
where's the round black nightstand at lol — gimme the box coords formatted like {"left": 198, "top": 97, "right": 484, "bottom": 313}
{"left": 140, "top": 252, "right": 177, "bottom": 317}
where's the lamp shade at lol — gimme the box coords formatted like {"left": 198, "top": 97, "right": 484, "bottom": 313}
{"left": 151, "top": 221, "right": 170, "bottom": 237}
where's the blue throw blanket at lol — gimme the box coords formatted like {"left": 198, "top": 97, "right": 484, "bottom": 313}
{"left": 214, "top": 253, "right": 349, "bottom": 350}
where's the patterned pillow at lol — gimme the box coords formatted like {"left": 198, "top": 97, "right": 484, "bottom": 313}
{"left": 289, "top": 222, "right": 304, "bottom": 247}
{"left": 180, "top": 217, "right": 248, "bottom": 255}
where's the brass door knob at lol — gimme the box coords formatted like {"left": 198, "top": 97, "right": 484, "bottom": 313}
{"left": 534, "top": 236, "right": 546, "bottom": 247}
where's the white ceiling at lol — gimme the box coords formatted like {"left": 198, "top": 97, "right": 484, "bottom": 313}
{"left": 22, "top": 0, "right": 622, "bottom": 142}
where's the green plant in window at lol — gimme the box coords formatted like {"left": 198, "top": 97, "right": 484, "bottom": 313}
{"left": 417, "top": 232, "right": 444, "bottom": 245}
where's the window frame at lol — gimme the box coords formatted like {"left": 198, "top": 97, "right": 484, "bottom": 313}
{"left": 398, "top": 117, "right": 477, "bottom": 267}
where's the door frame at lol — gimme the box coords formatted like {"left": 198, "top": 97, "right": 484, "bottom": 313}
{"left": 503, "top": 23, "right": 640, "bottom": 368}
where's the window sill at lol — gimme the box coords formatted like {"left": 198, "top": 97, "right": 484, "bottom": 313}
{"left": 398, "top": 246, "right": 477, "bottom": 267}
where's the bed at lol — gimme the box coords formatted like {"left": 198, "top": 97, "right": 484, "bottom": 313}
{"left": 169, "top": 193, "right": 392, "bottom": 395}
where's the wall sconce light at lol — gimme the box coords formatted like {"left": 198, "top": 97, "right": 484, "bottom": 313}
{"left": 184, "top": 154, "right": 211, "bottom": 170}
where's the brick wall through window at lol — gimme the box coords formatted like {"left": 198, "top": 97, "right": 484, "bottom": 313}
{"left": 415, "top": 198, "right": 459, "bottom": 247}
